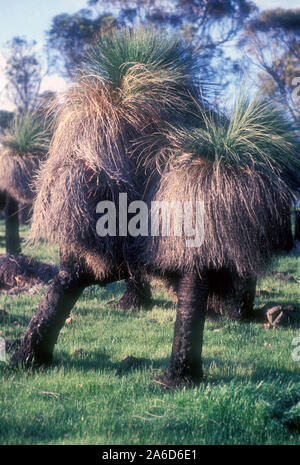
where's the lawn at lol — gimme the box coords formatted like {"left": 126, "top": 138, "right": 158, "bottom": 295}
{"left": 0, "top": 220, "right": 299, "bottom": 445}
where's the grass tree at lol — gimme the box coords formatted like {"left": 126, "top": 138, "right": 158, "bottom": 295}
{"left": 10, "top": 28, "right": 300, "bottom": 389}
{"left": 121, "top": 97, "right": 299, "bottom": 316}
{"left": 140, "top": 97, "right": 300, "bottom": 321}
{"left": 0, "top": 112, "right": 51, "bottom": 254}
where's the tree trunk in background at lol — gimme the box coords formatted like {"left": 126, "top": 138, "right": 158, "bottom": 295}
{"left": 0, "top": 190, "right": 6, "bottom": 214}
{"left": 118, "top": 275, "right": 152, "bottom": 309}
{"left": 5, "top": 195, "right": 21, "bottom": 255}
{"left": 280, "top": 210, "right": 294, "bottom": 251}
{"left": 283, "top": 226, "right": 294, "bottom": 251}
{"left": 295, "top": 210, "right": 300, "bottom": 241}
{"left": 18, "top": 203, "right": 32, "bottom": 225}
{"left": 207, "top": 269, "right": 256, "bottom": 320}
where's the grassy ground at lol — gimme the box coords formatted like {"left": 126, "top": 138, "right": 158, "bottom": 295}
{"left": 0, "top": 220, "right": 299, "bottom": 445}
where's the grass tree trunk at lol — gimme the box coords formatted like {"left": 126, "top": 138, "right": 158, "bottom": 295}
{"left": 118, "top": 275, "right": 152, "bottom": 310}
{"left": 0, "top": 190, "right": 6, "bottom": 215}
{"left": 5, "top": 194, "right": 21, "bottom": 255}
{"left": 295, "top": 210, "right": 300, "bottom": 241}
{"left": 207, "top": 270, "right": 257, "bottom": 320}
{"left": 10, "top": 262, "right": 89, "bottom": 368}
{"left": 283, "top": 213, "right": 294, "bottom": 251}
{"left": 18, "top": 203, "right": 32, "bottom": 225}
{"left": 159, "top": 271, "right": 208, "bottom": 388}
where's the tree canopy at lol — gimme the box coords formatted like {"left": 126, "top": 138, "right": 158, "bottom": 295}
{"left": 238, "top": 8, "right": 300, "bottom": 125}
{"left": 46, "top": 0, "right": 256, "bottom": 88}
{"left": 0, "top": 110, "right": 14, "bottom": 132}
{"left": 47, "top": 9, "right": 117, "bottom": 78}
{"left": 3, "top": 37, "right": 43, "bottom": 112}
{"left": 88, "top": 0, "right": 256, "bottom": 47}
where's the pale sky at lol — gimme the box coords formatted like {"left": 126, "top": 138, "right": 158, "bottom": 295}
{"left": 0, "top": 0, "right": 299, "bottom": 110}
{"left": 256, "top": 0, "right": 299, "bottom": 9}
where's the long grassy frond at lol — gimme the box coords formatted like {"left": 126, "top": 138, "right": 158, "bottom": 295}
{"left": 146, "top": 97, "right": 300, "bottom": 189}
{"left": 1, "top": 112, "right": 52, "bottom": 157}
{"left": 83, "top": 27, "right": 203, "bottom": 116}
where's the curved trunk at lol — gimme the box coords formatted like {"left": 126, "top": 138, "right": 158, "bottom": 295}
{"left": 10, "top": 263, "right": 89, "bottom": 368}
{"left": 5, "top": 194, "right": 21, "bottom": 255}
{"left": 10, "top": 258, "right": 131, "bottom": 369}
{"left": 118, "top": 275, "right": 152, "bottom": 310}
{"left": 160, "top": 271, "right": 208, "bottom": 387}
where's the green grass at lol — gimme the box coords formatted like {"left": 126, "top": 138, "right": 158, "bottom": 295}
{"left": 0, "top": 220, "right": 299, "bottom": 445}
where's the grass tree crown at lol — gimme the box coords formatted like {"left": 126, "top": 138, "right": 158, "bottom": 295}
{"left": 1, "top": 111, "right": 52, "bottom": 158}
{"left": 142, "top": 96, "right": 300, "bottom": 192}
{"left": 0, "top": 112, "right": 52, "bottom": 205}
{"left": 85, "top": 27, "right": 202, "bottom": 110}
{"left": 48, "top": 27, "right": 205, "bottom": 183}
{"left": 143, "top": 97, "right": 300, "bottom": 277}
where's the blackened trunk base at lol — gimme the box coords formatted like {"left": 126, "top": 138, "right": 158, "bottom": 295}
{"left": 295, "top": 211, "right": 300, "bottom": 241}
{"left": 159, "top": 272, "right": 208, "bottom": 388}
{"left": 207, "top": 270, "right": 257, "bottom": 321}
{"left": 118, "top": 276, "right": 152, "bottom": 310}
{"left": 5, "top": 195, "right": 21, "bottom": 255}
{"left": 10, "top": 265, "right": 88, "bottom": 368}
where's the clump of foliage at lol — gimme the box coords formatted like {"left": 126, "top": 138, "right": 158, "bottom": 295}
{"left": 1, "top": 112, "right": 52, "bottom": 158}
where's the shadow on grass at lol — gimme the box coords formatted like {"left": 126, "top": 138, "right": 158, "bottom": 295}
{"left": 0, "top": 405, "right": 80, "bottom": 444}
{"left": 3, "top": 347, "right": 300, "bottom": 435}
{"left": 53, "top": 348, "right": 167, "bottom": 376}
{"left": 203, "top": 355, "right": 300, "bottom": 385}
{"left": 50, "top": 348, "right": 300, "bottom": 388}
{"left": 0, "top": 313, "right": 30, "bottom": 328}
{"left": 75, "top": 298, "right": 174, "bottom": 318}
{"left": 75, "top": 304, "right": 155, "bottom": 319}
{"left": 150, "top": 299, "right": 176, "bottom": 310}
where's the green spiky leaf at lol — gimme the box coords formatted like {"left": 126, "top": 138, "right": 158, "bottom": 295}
{"left": 85, "top": 27, "right": 202, "bottom": 109}
{"left": 1, "top": 112, "right": 52, "bottom": 157}
{"left": 153, "top": 97, "right": 300, "bottom": 190}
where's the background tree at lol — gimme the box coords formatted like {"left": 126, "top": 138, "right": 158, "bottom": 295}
{"left": 3, "top": 37, "right": 43, "bottom": 112}
{"left": 238, "top": 8, "right": 300, "bottom": 126}
{"left": 47, "top": 1, "right": 256, "bottom": 92}
{"left": 237, "top": 8, "right": 300, "bottom": 242}
{"left": 89, "top": 0, "right": 256, "bottom": 43}
{"left": 46, "top": 9, "right": 117, "bottom": 78}
{"left": 0, "top": 110, "right": 14, "bottom": 132}
{"left": 0, "top": 112, "right": 52, "bottom": 254}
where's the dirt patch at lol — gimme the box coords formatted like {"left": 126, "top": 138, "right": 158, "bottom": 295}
{"left": 0, "top": 254, "right": 58, "bottom": 294}
{"left": 254, "top": 302, "right": 298, "bottom": 328}
{"left": 271, "top": 271, "right": 297, "bottom": 283}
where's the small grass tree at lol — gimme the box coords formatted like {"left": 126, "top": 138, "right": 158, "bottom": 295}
{"left": 0, "top": 112, "right": 51, "bottom": 254}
